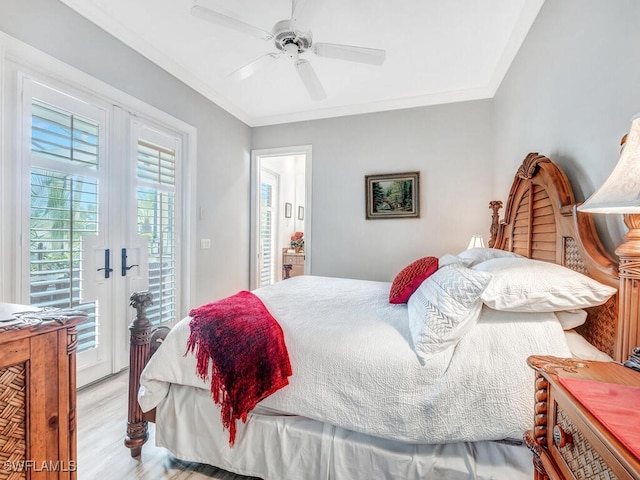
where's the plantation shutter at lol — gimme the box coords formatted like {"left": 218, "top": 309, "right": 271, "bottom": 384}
{"left": 136, "top": 140, "right": 176, "bottom": 326}
{"left": 29, "top": 99, "right": 100, "bottom": 352}
{"left": 260, "top": 182, "right": 274, "bottom": 287}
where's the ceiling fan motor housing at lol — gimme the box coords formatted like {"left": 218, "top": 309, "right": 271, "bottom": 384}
{"left": 273, "top": 19, "right": 312, "bottom": 55}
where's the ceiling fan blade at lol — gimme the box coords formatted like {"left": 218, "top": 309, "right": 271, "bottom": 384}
{"left": 294, "top": 59, "right": 326, "bottom": 101}
{"left": 229, "top": 53, "right": 279, "bottom": 81}
{"left": 191, "top": 5, "right": 273, "bottom": 41}
{"left": 312, "top": 43, "right": 386, "bottom": 66}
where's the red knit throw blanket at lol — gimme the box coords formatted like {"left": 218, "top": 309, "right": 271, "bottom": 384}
{"left": 186, "top": 290, "right": 292, "bottom": 446}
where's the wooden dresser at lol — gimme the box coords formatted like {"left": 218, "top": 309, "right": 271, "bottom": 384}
{"left": 282, "top": 249, "right": 304, "bottom": 279}
{"left": 0, "top": 307, "right": 84, "bottom": 480}
{"left": 525, "top": 356, "right": 640, "bottom": 480}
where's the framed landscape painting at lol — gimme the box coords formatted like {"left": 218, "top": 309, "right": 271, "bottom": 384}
{"left": 365, "top": 171, "right": 420, "bottom": 219}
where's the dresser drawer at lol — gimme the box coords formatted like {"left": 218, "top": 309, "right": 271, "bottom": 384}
{"left": 283, "top": 254, "right": 304, "bottom": 265}
{"left": 551, "top": 402, "right": 622, "bottom": 480}
{"left": 548, "top": 390, "right": 638, "bottom": 480}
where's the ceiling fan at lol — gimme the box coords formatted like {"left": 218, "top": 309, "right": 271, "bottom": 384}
{"left": 191, "top": 0, "right": 386, "bottom": 101}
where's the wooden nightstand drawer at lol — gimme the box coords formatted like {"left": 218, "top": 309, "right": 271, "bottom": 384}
{"left": 551, "top": 402, "right": 623, "bottom": 480}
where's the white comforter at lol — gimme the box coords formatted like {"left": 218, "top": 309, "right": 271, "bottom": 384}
{"left": 139, "top": 275, "right": 571, "bottom": 444}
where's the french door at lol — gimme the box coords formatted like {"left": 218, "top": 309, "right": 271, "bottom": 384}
{"left": 21, "top": 77, "right": 181, "bottom": 386}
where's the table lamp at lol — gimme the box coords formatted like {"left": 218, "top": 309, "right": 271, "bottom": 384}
{"left": 467, "top": 234, "right": 485, "bottom": 250}
{"left": 577, "top": 113, "right": 640, "bottom": 361}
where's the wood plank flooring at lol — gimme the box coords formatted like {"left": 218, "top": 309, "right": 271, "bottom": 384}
{"left": 77, "top": 370, "right": 262, "bottom": 480}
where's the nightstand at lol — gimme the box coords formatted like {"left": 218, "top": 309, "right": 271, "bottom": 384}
{"left": 282, "top": 248, "right": 304, "bottom": 279}
{"left": 525, "top": 356, "right": 640, "bottom": 480}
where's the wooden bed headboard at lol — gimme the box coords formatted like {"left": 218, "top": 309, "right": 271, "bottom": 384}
{"left": 489, "top": 153, "right": 621, "bottom": 360}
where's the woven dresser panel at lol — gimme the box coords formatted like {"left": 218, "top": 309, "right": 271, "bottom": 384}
{"left": 556, "top": 407, "right": 618, "bottom": 480}
{"left": 0, "top": 363, "right": 27, "bottom": 480}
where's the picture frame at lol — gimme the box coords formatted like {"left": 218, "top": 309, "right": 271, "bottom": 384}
{"left": 285, "top": 202, "right": 292, "bottom": 218}
{"left": 298, "top": 206, "right": 305, "bottom": 221}
{"left": 365, "top": 171, "right": 420, "bottom": 219}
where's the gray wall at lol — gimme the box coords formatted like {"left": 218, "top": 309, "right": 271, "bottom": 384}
{"left": 0, "top": 0, "right": 253, "bottom": 306}
{"left": 493, "top": 0, "right": 640, "bottom": 253}
{"left": 252, "top": 101, "right": 495, "bottom": 281}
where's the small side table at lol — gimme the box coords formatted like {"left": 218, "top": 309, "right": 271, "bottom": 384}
{"left": 524, "top": 355, "right": 640, "bottom": 480}
{"left": 282, "top": 248, "right": 304, "bottom": 279}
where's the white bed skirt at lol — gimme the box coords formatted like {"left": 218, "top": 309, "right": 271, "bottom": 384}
{"left": 155, "top": 384, "right": 533, "bottom": 480}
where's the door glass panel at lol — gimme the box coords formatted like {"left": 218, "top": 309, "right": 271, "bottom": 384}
{"left": 137, "top": 140, "right": 176, "bottom": 326}
{"left": 29, "top": 98, "right": 101, "bottom": 353}
{"left": 31, "top": 100, "right": 99, "bottom": 169}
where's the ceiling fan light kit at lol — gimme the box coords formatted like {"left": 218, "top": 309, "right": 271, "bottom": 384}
{"left": 191, "top": 1, "right": 386, "bottom": 101}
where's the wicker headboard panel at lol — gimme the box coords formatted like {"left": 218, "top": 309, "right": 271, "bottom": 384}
{"left": 491, "top": 153, "right": 620, "bottom": 360}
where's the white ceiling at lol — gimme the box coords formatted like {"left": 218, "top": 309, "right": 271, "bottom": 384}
{"left": 59, "top": 0, "right": 544, "bottom": 127}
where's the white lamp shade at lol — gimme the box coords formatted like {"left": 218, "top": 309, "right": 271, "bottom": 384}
{"left": 467, "top": 234, "right": 485, "bottom": 249}
{"left": 578, "top": 115, "right": 640, "bottom": 214}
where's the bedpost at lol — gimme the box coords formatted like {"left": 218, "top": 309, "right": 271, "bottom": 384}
{"left": 124, "top": 291, "right": 153, "bottom": 457}
{"left": 489, "top": 200, "right": 503, "bottom": 248}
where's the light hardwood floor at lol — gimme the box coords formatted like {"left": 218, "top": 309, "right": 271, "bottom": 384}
{"left": 77, "top": 370, "right": 262, "bottom": 480}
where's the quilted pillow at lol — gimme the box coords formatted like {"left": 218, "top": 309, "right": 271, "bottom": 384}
{"left": 438, "top": 253, "right": 472, "bottom": 268}
{"left": 407, "top": 263, "right": 492, "bottom": 364}
{"left": 389, "top": 256, "right": 439, "bottom": 304}
{"left": 474, "top": 257, "right": 617, "bottom": 312}
{"left": 455, "top": 247, "right": 523, "bottom": 267}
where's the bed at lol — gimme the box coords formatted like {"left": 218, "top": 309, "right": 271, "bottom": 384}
{"left": 124, "top": 153, "right": 627, "bottom": 480}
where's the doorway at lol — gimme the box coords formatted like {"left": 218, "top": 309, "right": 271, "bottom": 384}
{"left": 250, "top": 146, "right": 312, "bottom": 290}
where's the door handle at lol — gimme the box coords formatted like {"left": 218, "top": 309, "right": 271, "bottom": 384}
{"left": 97, "top": 249, "right": 114, "bottom": 279}
{"left": 121, "top": 248, "right": 139, "bottom": 276}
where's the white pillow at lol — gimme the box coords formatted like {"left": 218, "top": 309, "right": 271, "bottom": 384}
{"left": 438, "top": 253, "right": 472, "bottom": 268}
{"left": 407, "top": 263, "right": 492, "bottom": 364}
{"left": 438, "top": 248, "right": 520, "bottom": 268}
{"left": 455, "top": 247, "right": 522, "bottom": 267}
{"left": 564, "top": 330, "right": 613, "bottom": 362}
{"left": 555, "top": 309, "right": 588, "bottom": 330}
{"left": 474, "top": 257, "right": 617, "bottom": 312}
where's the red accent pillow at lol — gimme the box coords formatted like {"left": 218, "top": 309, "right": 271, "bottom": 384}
{"left": 389, "top": 256, "right": 439, "bottom": 304}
